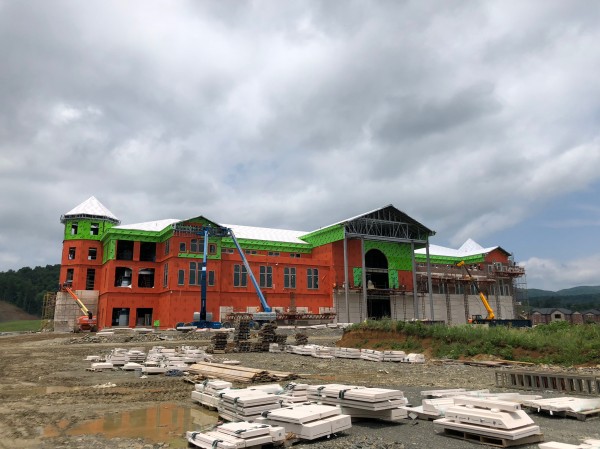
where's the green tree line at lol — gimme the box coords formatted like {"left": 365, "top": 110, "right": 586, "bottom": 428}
{"left": 0, "top": 265, "right": 60, "bottom": 316}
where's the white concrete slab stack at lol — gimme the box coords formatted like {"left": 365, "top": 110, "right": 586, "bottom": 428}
{"left": 539, "top": 439, "right": 600, "bottom": 449}
{"left": 186, "top": 422, "right": 286, "bottom": 449}
{"left": 307, "top": 383, "right": 408, "bottom": 422}
{"left": 522, "top": 397, "right": 600, "bottom": 415}
{"left": 360, "top": 349, "right": 383, "bottom": 362}
{"left": 279, "top": 382, "right": 309, "bottom": 405}
{"left": 404, "top": 353, "right": 426, "bottom": 363}
{"left": 383, "top": 350, "right": 406, "bottom": 362}
{"left": 434, "top": 397, "right": 543, "bottom": 445}
{"left": 257, "top": 403, "right": 352, "bottom": 440}
{"left": 333, "top": 347, "right": 361, "bottom": 359}
{"left": 218, "top": 388, "right": 283, "bottom": 422}
{"left": 192, "top": 380, "right": 233, "bottom": 409}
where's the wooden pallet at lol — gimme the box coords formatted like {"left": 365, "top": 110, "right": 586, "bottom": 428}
{"left": 439, "top": 428, "right": 544, "bottom": 448}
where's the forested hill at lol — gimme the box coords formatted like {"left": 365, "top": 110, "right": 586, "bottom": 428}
{"left": 526, "top": 286, "right": 600, "bottom": 311}
{"left": 0, "top": 264, "right": 60, "bottom": 317}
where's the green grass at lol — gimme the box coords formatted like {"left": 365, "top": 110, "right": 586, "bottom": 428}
{"left": 347, "top": 319, "right": 600, "bottom": 366}
{"left": 0, "top": 320, "right": 43, "bottom": 332}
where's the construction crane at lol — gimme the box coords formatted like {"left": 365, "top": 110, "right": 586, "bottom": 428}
{"left": 456, "top": 261, "right": 495, "bottom": 321}
{"left": 61, "top": 283, "right": 98, "bottom": 332}
{"left": 176, "top": 225, "right": 275, "bottom": 331}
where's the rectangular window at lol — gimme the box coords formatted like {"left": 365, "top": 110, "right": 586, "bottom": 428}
{"left": 68, "top": 247, "right": 76, "bottom": 260}
{"left": 71, "top": 223, "right": 78, "bottom": 235}
{"left": 66, "top": 268, "right": 74, "bottom": 284}
{"left": 268, "top": 251, "right": 280, "bottom": 257}
{"left": 90, "top": 223, "right": 99, "bottom": 236}
{"left": 179, "top": 242, "right": 186, "bottom": 252}
{"left": 234, "top": 264, "right": 247, "bottom": 287}
{"left": 208, "top": 270, "right": 215, "bottom": 286}
{"left": 284, "top": 267, "right": 296, "bottom": 289}
{"left": 85, "top": 268, "right": 95, "bottom": 290}
{"left": 163, "top": 263, "right": 168, "bottom": 288}
{"left": 260, "top": 266, "right": 273, "bottom": 288}
{"left": 307, "top": 268, "right": 319, "bottom": 289}
{"left": 164, "top": 239, "right": 170, "bottom": 255}
{"left": 209, "top": 243, "right": 217, "bottom": 254}
{"left": 290, "top": 253, "right": 301, "bottom": 258}
{"left": 178, "top": 269, "right": 185, "bottom": 285}
{"left": 189, "top": 262, "right": 197, "bottom": 285}
{"left": 88, "top": 248, "right": 97, "bottom": 260}
{"left": 456, "top": 283, "right": 464, "bottom": 294}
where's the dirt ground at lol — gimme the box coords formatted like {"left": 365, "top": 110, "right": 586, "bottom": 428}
{"left": 0, "top": 328, "right": 599, "bottom": 449}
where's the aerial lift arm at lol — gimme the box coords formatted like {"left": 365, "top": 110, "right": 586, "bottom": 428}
{"left": 456, "top": 261, "right": 495, "bottom": 320}
{"left": 62, "top": 284, "right": 93, "bottom": 319}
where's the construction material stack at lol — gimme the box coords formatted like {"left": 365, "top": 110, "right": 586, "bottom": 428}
{"left": 218, "top": 387, "right": 284, "bottom": 422}
{"left": 186, "top": 422, "right": 286, "bottom": 449}
{"left": 256, "top": 403, "right": 352, "bottom": 440}
{"left": 294, "top": 332, "right": 308, "bottom": 345}
{"left": 433, "top": 397, "right": 543, "bottom": 446}
{"left": 208, "top": 333, "right": 229, "bottom": 353}
{"left": 192, "top": 380, "right": 233, "bottom": 409}
{"left": 308, "top": 383, "right": 408, "bottom": 422}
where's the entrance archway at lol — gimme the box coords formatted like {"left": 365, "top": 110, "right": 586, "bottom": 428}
{"left": 365, "top": 249, "right": 391, "bottom": 319}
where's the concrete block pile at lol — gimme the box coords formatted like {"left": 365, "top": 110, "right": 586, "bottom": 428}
{"left": 218, "top": 388, "right": 284, "bottom": 422}
{"left": 287, "top": 345, "right": 426, "bottom": 363}
{"left": 522, "top": 397, "right": 600, "bottom": 416}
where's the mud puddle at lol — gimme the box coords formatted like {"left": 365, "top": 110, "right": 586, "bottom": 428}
{"left": 44, "top": 403, "right": 218, "bottom": 447}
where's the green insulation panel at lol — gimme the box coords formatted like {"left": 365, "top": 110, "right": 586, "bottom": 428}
{"left": 102, "top": 240, "right": 116, "bottom": 264}
{"left": 414, "top": 253, "right": 485, "bottom": 265}
{"left": 364, "top": 241, "right": 413, "bottom": 271}
{"left": 388, "top": 270, "right": 399, "bottom": 289}
{"left": 300, "top": 225, "right": 345, "bottom": 247}
{"left": 353, "top": 268, "right": 362, "bottom": 287}
{"left": 63, "top": 219, "right": 116, "bottom": 241}
{"left": 221, "top": 238, "right": 311, "bottom": 253}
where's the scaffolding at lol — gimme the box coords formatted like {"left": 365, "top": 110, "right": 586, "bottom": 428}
{"left": 40, "top": 291, "right": 57, "bottom": 332}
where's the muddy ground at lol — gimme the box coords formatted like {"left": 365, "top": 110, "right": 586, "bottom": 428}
{"left": 0, "top": 328, "right": 599, "bottom": 449}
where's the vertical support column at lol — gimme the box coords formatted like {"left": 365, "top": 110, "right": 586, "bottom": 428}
{"left": 411, "top": 241, "right": 419, "bottom": 319}
{"left": 426, "top": 240, "right": 434, "bottom": 321}
{"left": 343, "top": 233, "right": 349, "bottom": 323}
{"left": 361, "top": 237, "right": 367, "bottom": 321}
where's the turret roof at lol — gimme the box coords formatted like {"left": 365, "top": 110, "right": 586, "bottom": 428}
{"left": 61, "top": 196, "right": 120, "bottom": 224}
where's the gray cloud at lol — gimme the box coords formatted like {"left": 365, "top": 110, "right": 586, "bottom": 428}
{"left": 1, "top": 1, "right": 600, "bottom": 290}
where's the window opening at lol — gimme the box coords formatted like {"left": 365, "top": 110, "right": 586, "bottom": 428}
{"left": 284, "top": 267, "right": 296, "bottom": 289}
{"left": 90, "top": 223, "right": 99, "bottom": 236}
{"left": 68, "top": 247, "right": 76, "bottom": 260}
{"left": 234, "top": 264, "right": 247, "bottom": 287}
{"left": 70, "top": 223, "right": 78, "bottom": 235}
{"left": 88, "top": 248, "right": 97, "bottom": 260}
{"left": 260, "top": 266, "right": 273, "bottom": 288}
{"left": 85, "top": 269, "right": 95, "bottom": 290}
{"left": 140, "top": 242, "right": 156, "bottom": 262}
{"left": 114, "top": 267, "right": 132, "bottom": 287}
{"left": 307, "top": 268, "right": 319, "bottom": 289}
{"left": 177, "top": 269, "right": 185, "bottom": 285}
{"left": 116, "top": 240, "right": 134, "bottom": 260}
{"left": 163, "top": 263, "right": 168, "bottom": 288}
{"left": 208, "top": 270, "right": 215, "bottom": 286}
{"left": 138, "top": 268, "right": 155, "bottom": 288}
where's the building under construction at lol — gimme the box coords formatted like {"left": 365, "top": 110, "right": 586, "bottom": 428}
{"left": 55, "top": 197, "right": 525, "bottom": 330}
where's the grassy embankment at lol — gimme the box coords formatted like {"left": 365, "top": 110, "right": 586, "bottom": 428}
{"left": 340, "top": 319, "right": 600, "bottom": 366}
{"left": 0, "top": 320, "right": 43, "bottom": 332}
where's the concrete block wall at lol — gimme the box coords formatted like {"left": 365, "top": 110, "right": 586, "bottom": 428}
{"left": 333, "top": 291, "right": 516, "bottom": 325}
{"left": 54, "top": 290, "right": 99, "bottom": 332}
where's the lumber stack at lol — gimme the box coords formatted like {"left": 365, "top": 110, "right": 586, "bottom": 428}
{"left": 186, "top": 422, "right": 286, "bottom": 449}
{"left": 188, "top": 362, "right": 297, "bottom": 383}
{"left": 256, "top": 403, "right": 352, "bottom": 440}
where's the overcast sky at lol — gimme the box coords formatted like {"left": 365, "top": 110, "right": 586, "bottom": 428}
{"left": 1, "top": 1, "right": 599, "bottom": 291}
